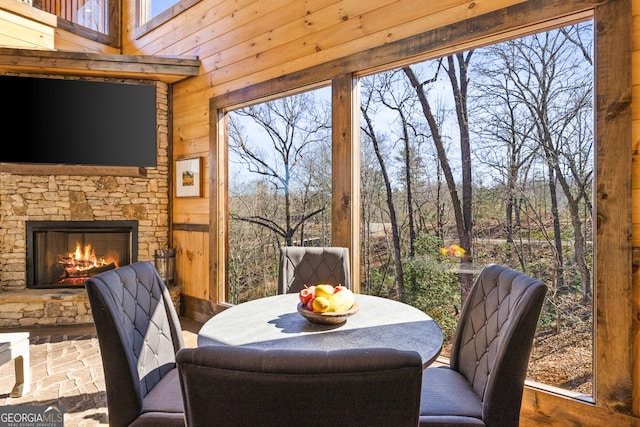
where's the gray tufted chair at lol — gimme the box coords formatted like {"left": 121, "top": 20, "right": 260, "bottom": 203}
{"left": 277, "top": 246, "right": 351, "bottom": 294}
{"left": 419, "top": 264, "right": 547, "bottom": 427}
{"left": 176, "top": 346, "right": 422, "bottom": 427}
{"left": 86, "top": 261, "right": 185, "bottom": 427}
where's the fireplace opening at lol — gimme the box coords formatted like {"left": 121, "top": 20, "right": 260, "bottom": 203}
{"left": 26, "top": 220, "right": 138, "bottom": 289}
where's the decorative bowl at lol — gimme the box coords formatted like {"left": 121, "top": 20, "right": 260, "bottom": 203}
{"left": 296, "top": 302, "right": 359, "bottom": 325}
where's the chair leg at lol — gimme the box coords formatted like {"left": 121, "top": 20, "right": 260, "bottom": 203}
{"left": 0, "top": 333, "right": 31, "bottom": 398}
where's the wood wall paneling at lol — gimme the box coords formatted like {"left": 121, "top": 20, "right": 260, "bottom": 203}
{"left": 0, "top": 0, "right": 56, "bottom": 25}
{"left": 200, "top": 0, "right": 524, "bottom": 96}
{"left": 172, "top": 198, "right": 210, "bottom": 224}
{"left": 171, "top": 106, "right": 212, "bottom": 161}
{"left": 161, "top": 0, "right": 524, "bottom": 112}
{"left": 174, "top": 229, "right": 209, "bottom": 299}
{"left": 0, "top": 0, "right": 116, "bottom": 53}
{"left": 51, "top": 28, "right": 119, "bottom": 53}
{"left": 0, "top": 9, "right": 54, "bottom": 49}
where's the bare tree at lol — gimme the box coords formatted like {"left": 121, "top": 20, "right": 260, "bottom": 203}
{"left": 360, "top": 76, "right": 405, "bottom": 300}
{"left": 472, "top": 49, "right": 538, "bottom": 268}
{"left": 470, "top": 22, "right": 593, "bottom": 329}
{"left": 228, "top": 92, "right": 331, "bottom": 246}
{"left": 360, "top": 143, "right": 388, "bottom": 295}
{"left": 404, "top": 53, "right": 476, "bottom": 299}
{"left": 228, "top": 180, "right": 280, "bottom": 302}
{"left": 502, "top": 24, "right": 593, "bottom": 300}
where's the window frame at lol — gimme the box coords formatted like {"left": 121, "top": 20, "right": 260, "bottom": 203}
{"left": 50, "top": 0, "right": 120, "bottom": 47}
{"left": 135, "top": 0, "right": 201, "bottom": 38}
{"left": 208, "top": 0, "right": 633, "bottom": 417}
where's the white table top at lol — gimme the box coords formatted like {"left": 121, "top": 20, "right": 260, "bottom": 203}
{"left": 198, "top": 293, "right": 443, "bottom": 368}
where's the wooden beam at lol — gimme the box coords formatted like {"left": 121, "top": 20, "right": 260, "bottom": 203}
{"left": 332, "top": 73, "right": 361, "bottom": 292}
{"left": 593, "top": 0, "right": 633, "bottom": 414}
{"left": 209, "top": 102, "right": 227, "bottom": 308}
{"left": 521, "top": 386, "right": 640, "bottom": 426}
{"left": 0, "top": 48, "right": 200, "bottom": 83}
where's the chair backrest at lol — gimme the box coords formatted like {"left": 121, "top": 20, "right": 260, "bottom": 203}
{"left": 449, "top": 264, "right": 547, "bottom": 426}
{"left": 85, "top": 261, "right": 185, "bottom": 426}
{"left": 176, "top": 346, "right": 422, "bottom": 427}
{"left": 277, "top": 246, "right": 351, "bottom": 294}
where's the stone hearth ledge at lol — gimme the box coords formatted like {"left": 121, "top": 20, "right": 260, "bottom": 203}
{"left": 0, "top": 286, "right": 181, "bottom": 327}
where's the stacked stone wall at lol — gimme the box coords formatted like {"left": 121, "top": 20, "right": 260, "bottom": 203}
{"left": 0, "top": 286, "right": 181, "bottom": 327}
{"left": 0, "top": 77, "right": 174, "bottom": 325}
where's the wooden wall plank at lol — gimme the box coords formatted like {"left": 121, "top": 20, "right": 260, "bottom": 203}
{"left": 169, "top": 3, "right": 586, "bottom": 108}
{"left": 173, "top": 135, "right": 209, "bottom": 157}
{"left": 204, "top": 0, "right": 494, "bottom": 71}
{"left": 174, "top": 229, "right": 209, "bottom": 299}
{"left": 201, "top": 0, "right": 521, "bottom": 95}
{"left": 144, "top": 0, "right": 329, "bottom": 58}
{"left": 0, "top": 0, "right": 115, "bottom": 53}
{"left": 172, "top": 201, "right": 210, "bottom": 224}
{"left": 0, "top": 0, "right": 55, "bottom": 25}
{"left": 0, "top": 8, "right": 53, "bottom": 49}
{"left": 52, "top": 27, "right": 119, "bottom": 53}
{"left": 198, "top": 0, "right": 393, "bottom": 72}
{"left": 172, "top": 105, "right": 209, "bottom": 132}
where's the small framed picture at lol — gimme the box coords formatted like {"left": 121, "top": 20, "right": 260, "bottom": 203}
{"left": 176, "top": 157, "right": 202, "bottom": 198}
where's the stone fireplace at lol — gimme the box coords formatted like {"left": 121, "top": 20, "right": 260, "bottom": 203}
{"left": 26, "top": 220, "right": 138, "bottom": 289}
{"left": 0, "top": 78, "right": 180, "bottom": 326}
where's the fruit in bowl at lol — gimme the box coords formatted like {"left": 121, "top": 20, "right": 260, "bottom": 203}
{"left": 299, "top": 284, "right": 355, "bottom": 313}
{"left": 314, "top": 284, "right": 335, "bottom": 300}
{"left": 297, "top": 284, "right": 358, "bottom": 325}
{"left": 312, "top": 296, "right": 331, "bottom": 312}
{"left": 329, "top": 288, "right": 355, "bottom": 312}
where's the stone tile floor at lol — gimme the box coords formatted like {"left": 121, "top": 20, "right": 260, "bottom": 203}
{"left": 0, "top": 318, "right": 202, "bottom": 426}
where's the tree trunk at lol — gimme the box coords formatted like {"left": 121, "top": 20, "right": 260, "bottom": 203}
{"left": 361, "top": 106, "right": 405, "bottom": 299}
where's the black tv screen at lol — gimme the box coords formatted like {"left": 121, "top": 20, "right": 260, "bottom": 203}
{"left": 0, "top": 76, "right": 157, "bottom": 167}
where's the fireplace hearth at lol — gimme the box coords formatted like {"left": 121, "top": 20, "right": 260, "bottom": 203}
{"left": 26, "top": 220, "right": 138, "bottom": 289}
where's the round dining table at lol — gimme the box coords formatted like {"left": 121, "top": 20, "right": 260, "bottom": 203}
{"left": 197, "top": 293, "right": 443, "bottom": 368}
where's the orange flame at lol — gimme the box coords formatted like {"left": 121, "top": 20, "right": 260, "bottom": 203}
{"left": 61, "top": 242, "right": 118, "bottom": 273}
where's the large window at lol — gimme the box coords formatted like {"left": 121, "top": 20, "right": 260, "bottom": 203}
{"left": 358, "top": 22, "right": 594, "bottom": 394}
{"left": 210, "top": 0, "right": 631, "bottom": 416}
{"left": 226, "top": 88, "right": 332, "bottom": 304}
{"left": 222, "top": 21, "right": 595, "bottom": 395}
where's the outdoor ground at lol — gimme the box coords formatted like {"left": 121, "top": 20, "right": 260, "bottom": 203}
{"left": 528, "top": 320, "right": 593, "bottom": 396}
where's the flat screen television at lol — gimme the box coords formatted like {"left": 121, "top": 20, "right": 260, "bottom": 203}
{"left": 0, "top": 76, "right": 157, "bottom": 167}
